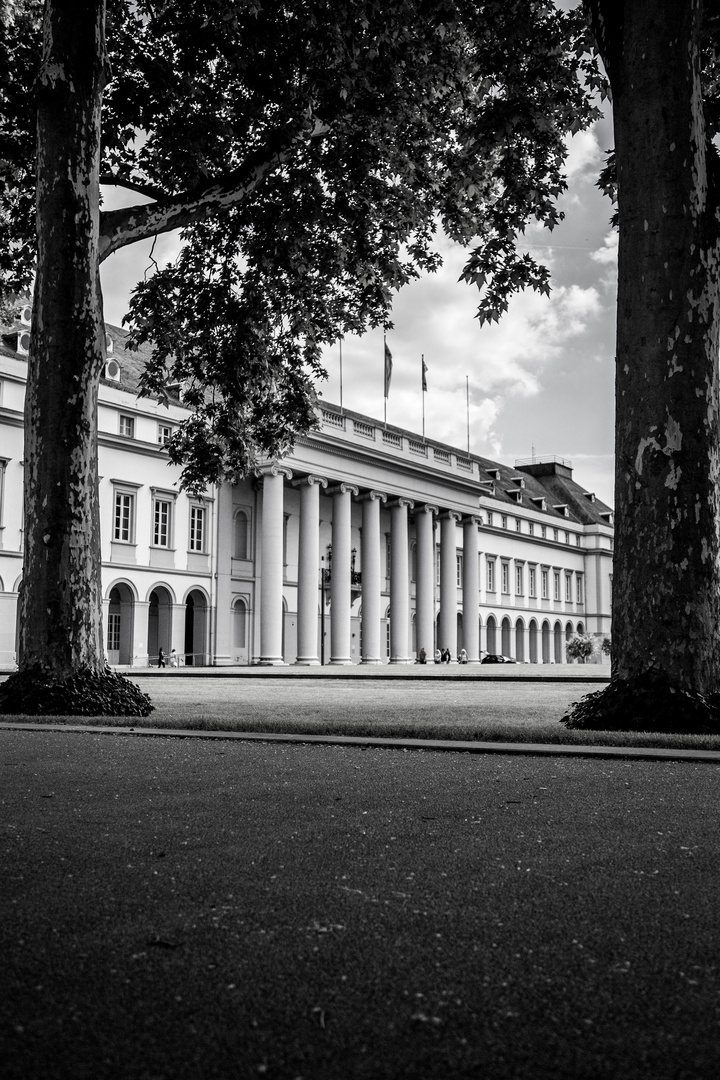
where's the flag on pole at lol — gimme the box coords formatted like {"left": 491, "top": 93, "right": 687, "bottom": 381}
{"left": 384, "top": 339, "right": 393, "bottom": 398}
{"left": 422, "top": 357, "right": 428, "bottom": 392}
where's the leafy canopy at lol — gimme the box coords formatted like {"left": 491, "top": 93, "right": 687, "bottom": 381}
{"left": 1, "top": 0, "right": 603, "bottom": 491}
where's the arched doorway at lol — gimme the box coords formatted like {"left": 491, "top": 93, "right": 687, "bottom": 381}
{"left": 528, "top": 619, "right": 538, "bottom": 664}
{"left": 148, "top": 586, "right": 173, "bottom": 665}
{"left": 233, "top": 597, "right": 248, "bottom": 664}
{"left": 106, "top": 583, "right": 134, "bottom": 665}
{"left": 501, "top": 616, "right": 512, "bottom": 657}
{"left": 565, "top": 621, "right": 574, "bottom": 663}
{"left": 515, "top": 618, "right": 525, "bottom": 663}
{"left": 184, "top": 589, "right": 208, "bottom": 666}
{"left": 554, "top": 621, "right": 563, "bottom": 663}
{"left": 541, "top": 620, "right": 551, "bottom": 664}
{"left": 457, "top": 611, "right": 463, "bottom": 653}
{"left": 486, "top": 615, "right": 497, "bottom": 654}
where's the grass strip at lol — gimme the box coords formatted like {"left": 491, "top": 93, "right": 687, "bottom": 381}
{"left": 4, "top": 712, "right": 720, "bottom": 752}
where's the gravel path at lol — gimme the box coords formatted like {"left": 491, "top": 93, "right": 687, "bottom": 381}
{"left": 3, "top": 729, "right": 720, "bottom": 1079}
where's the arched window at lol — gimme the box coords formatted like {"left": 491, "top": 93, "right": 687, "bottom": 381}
{"left": 486, "top": 615, "right": 497, "bottom": 654}
{"left": 234, "top": 509, "right": 250, "bottom": 560}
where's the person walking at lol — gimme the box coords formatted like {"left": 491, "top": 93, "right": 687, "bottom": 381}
{"left": 158, "top": 647, "right": 165, "bottom": 668}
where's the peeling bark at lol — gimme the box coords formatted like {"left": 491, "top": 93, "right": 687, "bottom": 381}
{"left": 590, "top": 0, "right": 720, "bottom": 699}
{"left": 19, "top": 0, "right": 109, "bottom": 678}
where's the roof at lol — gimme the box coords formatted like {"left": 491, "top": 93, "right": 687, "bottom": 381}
{"left": 1, "top": 318, "right": 614, "bottom": 526}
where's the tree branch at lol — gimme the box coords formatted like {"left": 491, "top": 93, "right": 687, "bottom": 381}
{"left": 99, "top": 174, "right": 168, "bottom": 202}
{"left": 98, "top": 121, "right": 331, "bottom": 262}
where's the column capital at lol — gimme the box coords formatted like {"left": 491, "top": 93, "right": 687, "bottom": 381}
{"left": 358, "top": 490, "right": 387, "bottom": 503}
{"left": 462, "top": 515, "right": 482, "bottom": 527}
{"left": 257, "top": 463, "right": 293, "bottom": 481}
{"left": 439, "top": 510, "right": 462, "bottom": 522}
{"left": 387, "top": 497, "right": 414, "bottom": 510}
{"left": 327, "top": 482, "right": 359, "bottom": 497}
{"left": 292, "top": 474, "right": 328, "bottom": 489}
{"left": 414, "top": 503, "right": 438, "bottom": 517}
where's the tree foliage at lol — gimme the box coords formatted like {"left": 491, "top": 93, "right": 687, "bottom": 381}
{"left": 1, "top": 0, "right": 603, "bottom": 492}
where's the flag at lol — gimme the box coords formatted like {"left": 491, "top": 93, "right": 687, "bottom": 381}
{"left": 384, "top": 340, "right": 393, "bottom": 398}
{"left": 422, "top": 357, "right": 428, "bottom": 392}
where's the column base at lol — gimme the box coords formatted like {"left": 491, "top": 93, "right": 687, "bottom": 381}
{"left": 361, "top": 658, "right": 384, "bottom": 665}
{"left": 389, "top": 658, "right": 414, "bottom": 665}
{"left": 256, "top": 658, "right": 287, "bottom": 666}
{"left": 295, "top": 657, "right": 321, "bottom": 666}
{"left": 329, "top": 658, "right": 353, "bottom": 665}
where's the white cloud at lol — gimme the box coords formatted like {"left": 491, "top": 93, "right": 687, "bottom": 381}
{"left": 591, "top": 230, "right": 618, "bottom": 265}
{"left": 564, "top": 128, "right": 603, "bottom": 180}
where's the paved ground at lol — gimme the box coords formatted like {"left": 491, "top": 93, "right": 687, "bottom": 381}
{"left": 3, "top": 727, "right": 720, "bottom": 1080}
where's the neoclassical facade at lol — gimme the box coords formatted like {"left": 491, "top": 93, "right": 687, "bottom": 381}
{"left": 0, "top": 316, "right": 613, "bottom": 667}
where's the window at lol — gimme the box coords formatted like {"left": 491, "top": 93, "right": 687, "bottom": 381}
{"left": 456, "top": 552, "right": 463, "bottom": 587}
{"left": 158, "top": 423, "right": 172, "bottom": 446}
{"left": 529, "top": 567, "right": 537, "bottom": 597}
{"left": 528, "top": 522, "right": 534, "bottom": 536}
{"left": 119, "top": 414, "right": 134, "bottom": 439}
{"left": 577, "top": 574, "right": 584, "bottom": 604}
{"left": 501, "top": 514, "right": 508, "bottom": 529}
{"left": 516, "top": 518, "right": 522, "bottom": 533}
{"left": 234, "top": 509, "right": 250, "bottom": 559}
{"left": 515, "top": 564, "right": 524, "bottom": 595}
{"left": 565, "top": 573, "right": 572, "bottom": 602}
{"left": 541, "top": 525, "right": 547, "bottom": 539}
{"left": 486, "top": 512, "right": 493, "bottom": 527}
{"left": 565, "top": 531, "right": 571, "bottom": 545}
{"left": 153, "top": 497, "right": 172, "bottom": 547}
{"left": 190, "top": 505, "right": 206, "bottom": 552}
{"left": 0, "top": 458, "right": 6, "bottom": 528}
{"left": 553, "top": 528, "right": 559, "bottom": 542}
{"left": 576, "top": 535, "right": 582, "bottom": 547}
{"left": 554, "top": 572, "right": 561, "bottom": 601}
{"left": 487, "top": 559, "right": 495, "bottom": 592}
{"left": 107, "top": 612, "right": 121, "bottom": 652}
{"left": 501, "top": 562, "right": 510, "bottom": 594}
{"left": 541, "top": 570, "right": 549, "bottom": 599}
{"left": 113, "top": 491, "right": 134, "bottom": 542}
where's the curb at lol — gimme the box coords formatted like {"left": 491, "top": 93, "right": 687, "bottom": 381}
{"left": 3, "top": 722, "right": 720, "bottom": 763}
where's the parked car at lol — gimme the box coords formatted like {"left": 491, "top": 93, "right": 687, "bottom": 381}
{"left": 481, "top": 654, "right": 518, "bottom": 664}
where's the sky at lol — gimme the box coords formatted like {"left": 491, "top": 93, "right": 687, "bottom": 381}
{"left": 100, "top": 111, "right": 618, "bottom": 507}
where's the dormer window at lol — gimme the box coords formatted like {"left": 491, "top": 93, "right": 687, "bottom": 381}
{"left": 530, "top": 496, "right": 547, "bottom": 511}
{"left": 553, "top": 504, "right": 569, "bottom": 518}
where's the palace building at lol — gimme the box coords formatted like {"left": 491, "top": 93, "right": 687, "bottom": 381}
{"left": 0, "top": 313, "right": 613, "bottom": 668}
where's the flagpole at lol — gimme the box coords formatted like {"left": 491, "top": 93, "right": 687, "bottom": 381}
{"left": 339, "top": 337, "right": 343, "bottom": 411}
{"left": 466, "top": 375, "right": 470, "bottom": 454}
{"left": 422, "top": 354, "right": 425, "bottom": 439}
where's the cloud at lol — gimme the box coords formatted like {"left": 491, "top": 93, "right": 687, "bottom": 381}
{"left": 591, "top": 230, "right": 618, "bottom": 265}
{"left": 564, "top": 128, "right": 603, "bottom": 180}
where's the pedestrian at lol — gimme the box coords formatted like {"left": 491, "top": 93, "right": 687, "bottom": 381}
{"left": 158, "top": 647, "right": 165, "bottom": 668}
{"left": 170, "top": 648, "right": 178, "bottom": 668}
{"left": 434, "top": 648, "right": 441, "bottom": 664}
{"left": 459, "top": 648, "right": 468, "bottom": 664}
{"left": 442, "top": 647, "right": 451, "bottom": 664}
{"left": 418, "top": 647, "right": 427, "bottom": 664}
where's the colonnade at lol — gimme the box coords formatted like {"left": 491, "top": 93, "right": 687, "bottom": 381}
{"left": 257, "top": 465, "right": 482, "bottom": 666}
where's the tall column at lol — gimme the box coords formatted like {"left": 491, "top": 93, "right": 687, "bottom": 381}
{"left": 415, "top": 505, "right": 438, "bottom": 662}
{"left": 258, "top": 465, "right": 292, "bottom": 664}
{"left": 293, "top": 475, "right": 327, "bottom": 664}
{"left": 360, "top": 491, "right": 386, "bottom": 663}
{"left": 439, "top": 511, "right": 460, "bottom": 659}
{"left": 462, "top": 516, "right": 481, "bottom": 662}
{"left": 328, "top": 483, "right": 358, "bottom": 664}
{"left": 388, "top": 498, "right": 414, "bottom": 663}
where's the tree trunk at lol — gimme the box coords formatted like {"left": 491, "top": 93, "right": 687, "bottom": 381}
{"left": 19, "top": 0, "right": 108, "bottom": 678}
{"left": 600, "top": 0, "right": 720, "bottom": 696}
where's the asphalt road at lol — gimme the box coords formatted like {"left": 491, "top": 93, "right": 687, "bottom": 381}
{"left": 3, "top": 728, "right": 720, "bottom": 1080}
